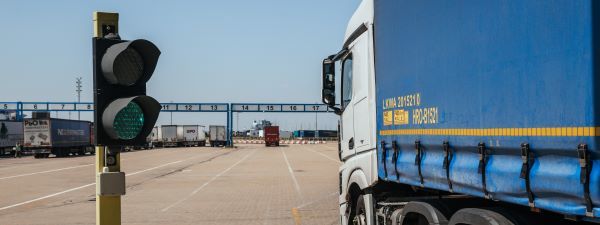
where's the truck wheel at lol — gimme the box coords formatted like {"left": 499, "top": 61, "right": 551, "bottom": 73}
{"left": 352, "top": 195, "right": 367, "bottom": 225}
{"left": 449, "top": 208, "right": 516, "bottom": 225}
{"left": 34, "top": 154, "right": 40, "bottom": 159}
{"left": 399, "top": 201, "right": 450, "bottom": 225}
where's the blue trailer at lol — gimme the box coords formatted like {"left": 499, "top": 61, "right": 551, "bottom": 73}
{"left": 316, "top": 130, "right": 338, "bottom": 138}
{"left": 294, "top": 130, "right": 316, "bottom": 139}
{"left": 322, "top": 1, "right": 600, "bottom": 224}
{"left": 24, "top": 118, "right": 94, "bottom": 158}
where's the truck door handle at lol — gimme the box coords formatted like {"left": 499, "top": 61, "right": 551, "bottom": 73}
{"left": 349, "top": 138, "right": 354, "bottom": 150}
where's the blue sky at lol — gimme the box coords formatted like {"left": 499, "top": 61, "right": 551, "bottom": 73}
{"left": 0, "top": 0, "right": 360, "bottom": 131}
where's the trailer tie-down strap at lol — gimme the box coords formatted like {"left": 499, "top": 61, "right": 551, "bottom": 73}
{"left": 415, "top": 141, "right": 424, "bottom": 186}
{"left": 381, "top": 141, "right": 388, "bottom": 178}
{"left": 477, "top": 142, "right": 490, "bottom": 199}
{"left": 392, "top": 140, "right": 400, "bottom": 180}
{"left": 578, "top": 144, "right": 594, "bottom": 217}
{"left": 520, "top": 143, "right": 535, "bottom": 207}
{"left": 443, "top": 141, "right": 453, "bottom": 192}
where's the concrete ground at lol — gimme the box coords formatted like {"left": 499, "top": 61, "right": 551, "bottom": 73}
{"left": 0, "top": 144, "right": 341, "bottom": 225}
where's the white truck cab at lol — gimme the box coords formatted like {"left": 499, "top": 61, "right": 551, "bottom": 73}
{"left": 322, "top": 1, "right": 377, "bottom": 224}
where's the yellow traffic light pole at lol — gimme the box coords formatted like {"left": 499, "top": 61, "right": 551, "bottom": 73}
{"left": 93, "top": 12, "right": 118, "bottom": 39}
{"left": 96, "top": 146, "right": 121, "bottom": 225}
{"left": 93, "top": 11, "right": 161, "bottom": 225}
{"left": 94, "top": 12, "right": 121, "bottom": 225}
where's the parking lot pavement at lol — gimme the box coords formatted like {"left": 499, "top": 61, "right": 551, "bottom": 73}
{"left": 0, "top": 143, "right": 341, "bottom": 225}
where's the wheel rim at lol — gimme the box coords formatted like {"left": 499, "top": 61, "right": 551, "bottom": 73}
{"left": 352, "top": 211, "right": 366, "bottom": 225}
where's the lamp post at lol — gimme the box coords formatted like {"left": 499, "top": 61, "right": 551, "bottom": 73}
{"left": 76, "top": 77, "right": 82, "bottom": 120}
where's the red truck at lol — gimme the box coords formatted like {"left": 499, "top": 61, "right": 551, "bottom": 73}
{"left": 263, "top": 126, "right": 279, "bottom": 147}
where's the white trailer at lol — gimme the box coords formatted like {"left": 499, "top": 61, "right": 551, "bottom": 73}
{"left": 182, "top": 125, "right": 206, "bottom": 147}
{"left": 209, "top": 125, "right": 226, "bottom": 147}
{"left": 161, "top": 125, "right": 183, "bottom": 147}
{"left": 145, "top": 126, "right": 160, "bottom": 148}
{"left": 0, "top": 121, "right": 23, "bottom": 156}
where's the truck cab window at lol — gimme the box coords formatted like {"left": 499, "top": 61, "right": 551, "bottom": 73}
{"left": 342, "top": 55, "right": 353, "bottom": 108}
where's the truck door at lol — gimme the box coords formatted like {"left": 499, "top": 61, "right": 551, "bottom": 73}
{"left": 350, "top": 33, "right": 373, "bottom": 152}
{"left": 340, "top": 54, "right": 356, "bottom": 159}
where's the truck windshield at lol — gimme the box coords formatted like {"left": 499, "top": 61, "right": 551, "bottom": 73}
{"left": 342, "top": 55, "right": 353, "bottom": 108}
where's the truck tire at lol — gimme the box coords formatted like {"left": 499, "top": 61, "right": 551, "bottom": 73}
{"left": 399, "top": 201, "right": 450, "bottom": 225}
{"left": 449, "top": 208, "right": 516, "bottom": 225}
{"left": 352, "top": 194, "right": 367, "bottom": 225}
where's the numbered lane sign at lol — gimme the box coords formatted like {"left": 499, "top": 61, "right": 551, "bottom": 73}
{"left": 259, "top": 105, "right": 281, "bottom": 112}
{"left": 22, "top": 103, "right": 48, "bottom": 111}
{"left": 179, "top": 104, "right": 200, "bottom": 111}
{"left": 0, "top": 103, "right": 18, "bottom": 110}
{"left": 232, "top": 104, "right": 259, "bottom": 112}
{"left": 304, "top": 104, "right": 328, "bottom": 112}
{"left": 75, "top": 103, "right": 94, "bottom": 111}
{"left": 49, "top": 103, "right": 76, "bottom": 111}
{"left": 200, "top": 104, "right": 227, "bottom": 111}
{"left": 281, "top": 104, "right": 304, "bottom": 112}
{"left": 160, "top": 103, "right": 178, "bottom": 111}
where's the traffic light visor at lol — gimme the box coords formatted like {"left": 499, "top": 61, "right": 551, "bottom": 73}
{"left": 101, "top": 39, "right": 160, "bottom": 86}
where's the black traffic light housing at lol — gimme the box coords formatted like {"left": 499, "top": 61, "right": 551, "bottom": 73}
{"left": 93, "top": 37, "right": 161, "bottom": 146}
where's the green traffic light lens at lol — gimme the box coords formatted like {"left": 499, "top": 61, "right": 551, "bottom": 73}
{"left": 114, "top": 102, "right": 145, "bottom": 140}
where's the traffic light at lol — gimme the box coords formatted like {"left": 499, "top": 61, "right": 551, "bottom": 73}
{"left": 93, "top": 37, "right": 161, "bottom": 146}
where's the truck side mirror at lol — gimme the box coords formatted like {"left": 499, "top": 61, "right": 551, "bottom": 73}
{"left": 322, "top": 58, "right": 341, "bottom": 115}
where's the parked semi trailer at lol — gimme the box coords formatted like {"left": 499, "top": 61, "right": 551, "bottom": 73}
{"left": 23, "top": 118, "right": 93, "bottom": 158}
{"left": 264, "top": 126, "right": 279, "bottom": 147}
{"left": 146, "top": 126, "right": 161, "bottom": 148}
{"left": 316, "top": 130, "right": 338, "bottom": 138}
{"left": 293, "top": 130, "right": 315, "bottom": 139}
{"left": 323, "top": 1, "right": 600, "bottom": 224}
{"left": 209, "top": 125, "right": 226, "bottom": 147}
{"left": 0, "top": 121, "right": 23, "bottom": 156}
{"left": 152, "top": 126, "right": 162, "bottom": 147}
{"left": 182, "top": 125, "right": 206, "bottom": 147}
{"left": 161, "top": 125, "right": 182, "bottom": 147}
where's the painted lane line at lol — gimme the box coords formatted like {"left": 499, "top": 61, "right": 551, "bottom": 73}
{"left": 0, "top": 150, "right": 167, "bottom": 180}
{"left": 0, "top": 183, "right": 95, "bottom": 211}
{"left": 303, "top": 146, "right": 340, "bottom": 164}
{"left": 0, "top": 164, "right": 93, "bottom": 181}
{"left": 281, "top": 148, "right": 303, "bottom": 200}
{"left": 291, "top": 207, "right": 302, "bottom": 225}
{"left": 295, "top": 192, "right": 337, "bottom": 209}
{"left": 0, "top": 151, "right": 225, "bottom": 212}
{"left": 126, "top": 160, "right": 184, "bottom": 176}
{"left": 161, "top": 150, "right": 256, "bottom": 212}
